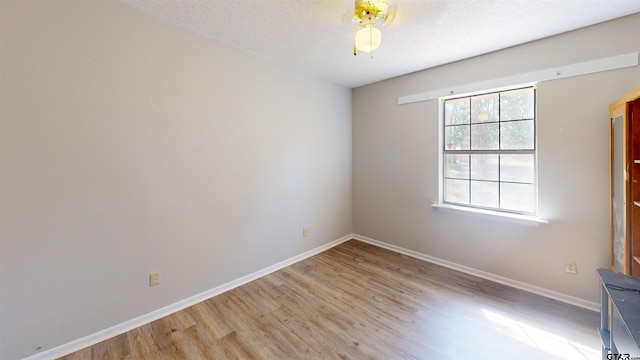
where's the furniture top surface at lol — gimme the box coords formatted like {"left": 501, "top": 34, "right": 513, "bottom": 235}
{"left": 598, "top": 268, "right": 640, "bottom": 347}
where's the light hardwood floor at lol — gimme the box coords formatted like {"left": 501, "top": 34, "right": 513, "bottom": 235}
{"left": 59, "top": 240, "right": 600, "bottom": 359}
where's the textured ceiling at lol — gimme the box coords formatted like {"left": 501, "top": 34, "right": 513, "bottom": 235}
{"left": 120, "top": 0, "right": 640, "bottom": 88}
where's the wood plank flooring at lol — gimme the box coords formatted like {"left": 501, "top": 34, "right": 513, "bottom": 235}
{"left": 59, "top": 240, "right": 600, "bottom": 359}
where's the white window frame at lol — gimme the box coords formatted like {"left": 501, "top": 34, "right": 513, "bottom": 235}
{"left": 433, "top": 83, "right": 548, "bottom": 226}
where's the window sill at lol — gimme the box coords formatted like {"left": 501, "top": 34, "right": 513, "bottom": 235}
{"left": 431, "top": 203, "right": 549, "bottom": 226}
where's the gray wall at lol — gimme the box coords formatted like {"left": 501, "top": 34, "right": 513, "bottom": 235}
{"left": 353, "top": 13, "right": 640, "bottom": 306}
{"left": 0, "top": 1, "right": 352, "bottom": 359}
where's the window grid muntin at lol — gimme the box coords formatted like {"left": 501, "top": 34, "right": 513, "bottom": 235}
{"left": 442, "top": 87, "right": 536, "bottom": 215}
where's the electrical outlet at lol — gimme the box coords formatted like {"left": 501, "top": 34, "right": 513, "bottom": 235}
{"left": 303, "top": 227, "right": 309, "bottom": 237}
{"left": 149, "top": 271, "right": 161, "bottom": 286}
{"left": 565, "top": 262, "right": 577, "bottom": 275}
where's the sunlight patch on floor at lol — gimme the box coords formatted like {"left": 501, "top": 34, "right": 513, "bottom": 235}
{"left": 481, "top": 309, "right": 600, "bottom": 359}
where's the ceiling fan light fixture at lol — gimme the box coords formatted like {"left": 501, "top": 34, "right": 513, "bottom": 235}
{"left": 355, "top": 21, "right": 382, "bottom": 52}
{"left": 353, "top": 0, "right": 388, "bottom": 56}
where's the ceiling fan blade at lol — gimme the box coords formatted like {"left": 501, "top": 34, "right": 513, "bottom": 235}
{"left": 342, "top": 9, "right": 358, "bottom": 24}
{"left": 382, "top": 3, "right": 396, "bottom": 26}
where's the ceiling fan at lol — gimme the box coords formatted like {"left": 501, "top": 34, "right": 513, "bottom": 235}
{"left": 350, "top": 0, "right": 396, "bottom": 57}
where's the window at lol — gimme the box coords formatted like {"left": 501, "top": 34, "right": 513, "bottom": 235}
{"left": 442, "top": 86, "right": 536, "bottom": 214}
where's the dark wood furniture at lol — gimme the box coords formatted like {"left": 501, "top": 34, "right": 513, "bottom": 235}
{"left": 610, "top": 87, "right": 640, "bottom": 275}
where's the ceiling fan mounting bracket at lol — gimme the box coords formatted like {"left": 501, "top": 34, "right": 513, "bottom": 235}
{"left": 354, "top": 0, "right": 388, "bottom": 23}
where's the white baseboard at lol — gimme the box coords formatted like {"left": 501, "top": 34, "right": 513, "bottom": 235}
{"left": 25, "top": 232, "right": 598, "bottom": 359}
{"left": 23, "top": 234, "right": 353, "bottom": 360}
{"left": 352, "top": 234, "right": 600, "bottom": 312}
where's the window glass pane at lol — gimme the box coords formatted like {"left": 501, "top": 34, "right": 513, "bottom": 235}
{"left": 471, "top": 123, "right": 499, "bottom": 150}
{"left": 444, "top": 179, "right": 469, "bottom": 204}
{"left": 445, "top": 154, "right": 469, "bottom": 179}
{"left": 471, "top": 181, "right": 499, "bottom": 208}
{"left": 445, "top": 125, "right": 470, "bottom": 150}
{"left": 441, "top": 86, "right": 536, "bottom": 215}
{"left": 500, "top": 154, "right": 534, "bottom": 183}
{"left": 471, "top": 93, "right": 499, "bottom": 124}
{"left": 444, "top": 98, "right": 470, "bottom": 125}
{"left": 500, "top": 88, "right": 534, "bottom": 121}
{"left": 471, "top": 154, "right": 499, "bottom": 181}
{"left": 501, "top": 119, "right": 534, "bottom": 150}
{"left": 500, "top": 183, "right": 535, "bottom": 213}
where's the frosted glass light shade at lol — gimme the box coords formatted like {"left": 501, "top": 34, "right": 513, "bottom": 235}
{"left": 355, "top": 25, "right": 381, "bottom": 52}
